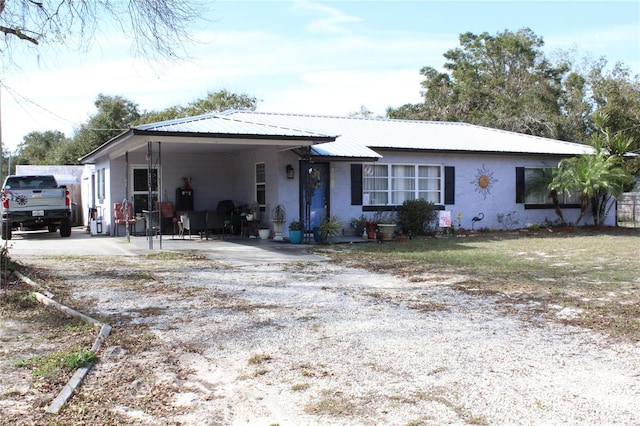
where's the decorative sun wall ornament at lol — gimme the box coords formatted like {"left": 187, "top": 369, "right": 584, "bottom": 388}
{"left": 470, "top": 164, "right": 497, "bottom": 199}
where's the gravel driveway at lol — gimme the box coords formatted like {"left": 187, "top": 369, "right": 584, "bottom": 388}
{"left": 2, "top": 229, "right": 639, "bottom": 425}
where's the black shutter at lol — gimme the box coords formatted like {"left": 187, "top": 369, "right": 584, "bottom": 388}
{"left": 515, "top": 167, "right": 525, "bottom": 203}
{"left": 444, "top": 166, "right": 455, "bottom": 205}
{"left": 351, "top": 164, "right": 363, "bottom": 205}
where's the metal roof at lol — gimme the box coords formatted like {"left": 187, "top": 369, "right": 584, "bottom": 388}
{"left": 220, "top": 111, "right": 595, "bottom": 157}
{"left": 81, "top": 110, "right": 594, "bottom": 164}
{"left": 133, "top": 112, "right": 333, "bottom": 139}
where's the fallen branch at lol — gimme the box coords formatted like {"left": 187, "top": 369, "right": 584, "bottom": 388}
{"left": 14, "top": 269, "right": 112, "bottom": 414}
{"left": 46, "top": 324, "right": 112, "bottom": 414}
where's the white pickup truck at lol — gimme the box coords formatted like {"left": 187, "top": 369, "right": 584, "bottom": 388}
{"left": 1, "top": 175, "right": 72, "bottom": 240}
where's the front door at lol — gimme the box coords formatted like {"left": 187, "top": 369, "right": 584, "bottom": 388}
{"left": 302, "top": 163, "right": 329, "bottom": 231}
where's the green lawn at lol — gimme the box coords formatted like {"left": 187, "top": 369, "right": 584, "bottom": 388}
{"left": 327, "top": 227, "right": 640, "bottom": 341}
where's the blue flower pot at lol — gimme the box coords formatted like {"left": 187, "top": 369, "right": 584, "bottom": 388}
{"left": 289, "top": 229, "right": 303, "bottom": 244}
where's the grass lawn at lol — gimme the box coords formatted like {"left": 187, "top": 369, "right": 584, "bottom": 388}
{"left": 326, "top": 227, "right": 640, "bottom": 342}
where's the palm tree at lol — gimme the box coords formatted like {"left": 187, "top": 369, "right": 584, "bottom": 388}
{"left": 549, "top": 112, "right": 635, "bottom": 226}
{"left": 551, "top": 153, "right": 633, "bottom": 225}
{"left": 524, "top": 167, "right": 566, "bottom": 225}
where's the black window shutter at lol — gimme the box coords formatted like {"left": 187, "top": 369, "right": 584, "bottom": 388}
{"left": 351, "top": 164, "right": 363, "bottom": 205}
{"left": 515, "top": 167, "right": 525, "bottom": 203}
{"left": 444, "top": 166, "right": 455, "bottom": 205}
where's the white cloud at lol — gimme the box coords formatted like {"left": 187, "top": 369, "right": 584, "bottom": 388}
{"left": 292, "top": 0, "right": 364, "bottom": 34}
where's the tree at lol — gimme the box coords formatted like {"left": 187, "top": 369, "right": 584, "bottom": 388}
{"left": 349, "top": 105, "right": 379, "bottom": 119}
{"left": 0, "top": 0, "right": 205, "bottom": 63}
{"left": 14, "top": 130, "right": 68, "bottom": 165}
{"left": 58, "top": 94, "right": 141, "bottom": 164}
{"left": 587, "top": 61, "right": 640, "bottom": 152}
{"left": 550, "top": 114, "right": 635, "bottom": 225}
{"left": 555, "top": 70, "right": 593, "bottom": 144}
{"left": 137, "top": 89, "right": 258, "bottom": 124}
{"left": 389, "top": 28, "right": 567, "bottom": 139}
{"left": 524, "top": 168, "right": 566, "bottom": 225}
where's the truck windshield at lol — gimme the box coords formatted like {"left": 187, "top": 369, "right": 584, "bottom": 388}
{"left": 5, "top": 176, "right": 58, "bottom": 190}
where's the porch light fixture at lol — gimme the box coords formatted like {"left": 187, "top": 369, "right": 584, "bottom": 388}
{"left": 286, "top": 164, "right": 294, "bottom": 179}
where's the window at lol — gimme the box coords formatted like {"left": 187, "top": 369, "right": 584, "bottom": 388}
{"left": 517, "top": 167, "right": 580, "bottom": 206}
{"left": 255, "top": 163, "right": 266, "bottom": 207}
{"left": 131, "top": 167, "right": 158, "bottom": 215}
{"left": 97, "top": 168, "right": 106, "bottom": 203}
{"left": 363, "top": 163, "right": 443, "bottom": 206}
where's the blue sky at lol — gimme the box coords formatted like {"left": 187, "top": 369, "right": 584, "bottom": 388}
{"left": 1, "top": 0, "right": 639, "bottom": 152}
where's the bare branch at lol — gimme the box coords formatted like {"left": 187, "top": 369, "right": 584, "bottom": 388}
{"left": 0, "top": 0, "right": 206, "bottom": 66}
{"left": 0, "top": 25, "right": 39, "bottom": 45}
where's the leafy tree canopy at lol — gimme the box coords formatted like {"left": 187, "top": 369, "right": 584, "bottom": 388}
{"left": 11, "top": 89, "right": 257, "bottom": 166}
{"left": 388, "top": 28, "right": 640, "bottom": 148}
{"left": 137, "top": 89, "right": 258, "bottom": 124}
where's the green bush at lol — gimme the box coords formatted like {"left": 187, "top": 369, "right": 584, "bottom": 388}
{"left": 397, "top": 199, "right": 437, "bottom": 236}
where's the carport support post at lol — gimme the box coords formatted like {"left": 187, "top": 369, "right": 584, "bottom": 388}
{"left": 125, "top": 151, "right": 131, "bottom": 243}
{"left": 158, "top": 141, "right": 162, "bottom": 250}
{"left": 147, "top": 141, "right": 153, "bottom": 250}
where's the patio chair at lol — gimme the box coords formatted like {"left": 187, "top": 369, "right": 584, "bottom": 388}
{"left": 205, "top": 210, "right": 230, "bottom": 240}
{"left": 154, "top": 201, "right": 176, "bottom": 235}
{"left": 180, "top": 210, "right": 207, "bottom": 239}
{"left": 113, "top": 203, "right": 136, "bottom": 236}
{"left": 216, "top": 199, "right": 244, "bottom": 234}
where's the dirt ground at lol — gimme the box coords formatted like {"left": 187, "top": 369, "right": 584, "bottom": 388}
{"left": 1, "top": 234, "right": 639, "bottom": 425}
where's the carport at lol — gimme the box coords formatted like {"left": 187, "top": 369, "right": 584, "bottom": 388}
{"left": 79, "top": 112, "right": 335, "bottom": 248}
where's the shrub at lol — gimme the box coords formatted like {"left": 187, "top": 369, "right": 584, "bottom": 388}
{"left": 318, "top": 215, "right": 343, "bottom": 243}
{"left": 397, "top": 199, "right": 437, "bottom": 236}
{"left": 288, "top": 220, "right": 304, "bottom": 231}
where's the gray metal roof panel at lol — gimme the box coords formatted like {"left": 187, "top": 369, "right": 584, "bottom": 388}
{"left": 133, "top": 113, "right": 333, "bottom": 138}
{"left": 222, "top": 111, "right": 594, "bottom": 156}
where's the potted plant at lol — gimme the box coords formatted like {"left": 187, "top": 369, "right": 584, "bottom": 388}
{"left": 258, "top": 226, "right": 271, "bottom": 240}
{"left": 288, "top": 220, "right": 304, "bottom": 244}
{"left": 374, "top": 210, "right": 396, "bottom": 241}
{"left": 364, "top": 220, "right": 377, "bottom": 239}
{"left": 350, "top": 214, "right": 367, "bottom": 238}
{"left": 271, "top": 204, "right": 286, "bottom": 241}
{"left": 317, "top": 215, "right": 343, "bottom": 244}
{"left": 249, "top": 201, "right": 261, "bottom": 222}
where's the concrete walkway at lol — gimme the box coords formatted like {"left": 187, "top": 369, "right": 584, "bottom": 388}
{"left": 4, "top": 226, "right": 352, "bottom": 266}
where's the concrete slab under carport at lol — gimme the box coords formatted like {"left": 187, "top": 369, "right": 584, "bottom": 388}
{"left": 5, "top": 227, "right": 333, "bottom": 267}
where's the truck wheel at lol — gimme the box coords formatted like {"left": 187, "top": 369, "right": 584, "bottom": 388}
{"left": 59, "top": 219, "right": 72, "bottom": 237}
{"left": 48, "top": 224, "right": 57, "bottom": 232}
{"left": 1, "top": 223, "right": 12, "bottom": 240}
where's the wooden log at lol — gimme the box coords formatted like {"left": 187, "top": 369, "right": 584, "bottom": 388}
{"left": 46, "top": 324, "right": 112, "bottom": 414}
{"left": 33, "top": 292, "right": 102, "bottom": 328}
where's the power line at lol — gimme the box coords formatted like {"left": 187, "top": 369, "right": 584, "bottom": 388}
{"left": 0, "top": 79, "right": 79, "bottom": 127}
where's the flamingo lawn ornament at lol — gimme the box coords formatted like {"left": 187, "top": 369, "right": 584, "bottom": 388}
{"left": 471, "top": 213, "right": 484, "bottom": 230}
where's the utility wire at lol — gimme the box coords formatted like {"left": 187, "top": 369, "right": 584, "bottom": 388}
{"left": 0, "top": 80, "right": 78, "bottom": 127}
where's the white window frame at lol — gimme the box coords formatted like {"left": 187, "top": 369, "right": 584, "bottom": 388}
{"left": 363, "top": 163, "right": 444, "bottom": 206}
{"left": 130, "top": 165, "right": 158, "bottom": 214}
{"left": 96, "top": 168, "right": 106, "bottom": 203}
{"left": 255, "top": 162, "right": 266, "bottom": 208}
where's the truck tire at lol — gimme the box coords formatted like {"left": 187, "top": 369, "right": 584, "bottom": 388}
{"left": 1, "top": 222, "right": 12, "bottom": 240}
{"left": 59, "top": 218, "right": 72, "bottom": 237}
{"left": 48, "top": 224, "right": 57, "bottom": 232}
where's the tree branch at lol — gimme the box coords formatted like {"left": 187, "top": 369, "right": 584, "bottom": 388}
{"left": 0, "top": 25, "right": 39, "bottom": 45}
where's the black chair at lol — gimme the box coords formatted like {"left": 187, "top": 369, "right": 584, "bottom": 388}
{"left": 180, "top": 210, "right": 207, "bottom": 239}
{"left": 205, "top": 210, "right": 229, "bottom": 240}
{"left": 216, "top": 200, "right": 244, "bottom": 234}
